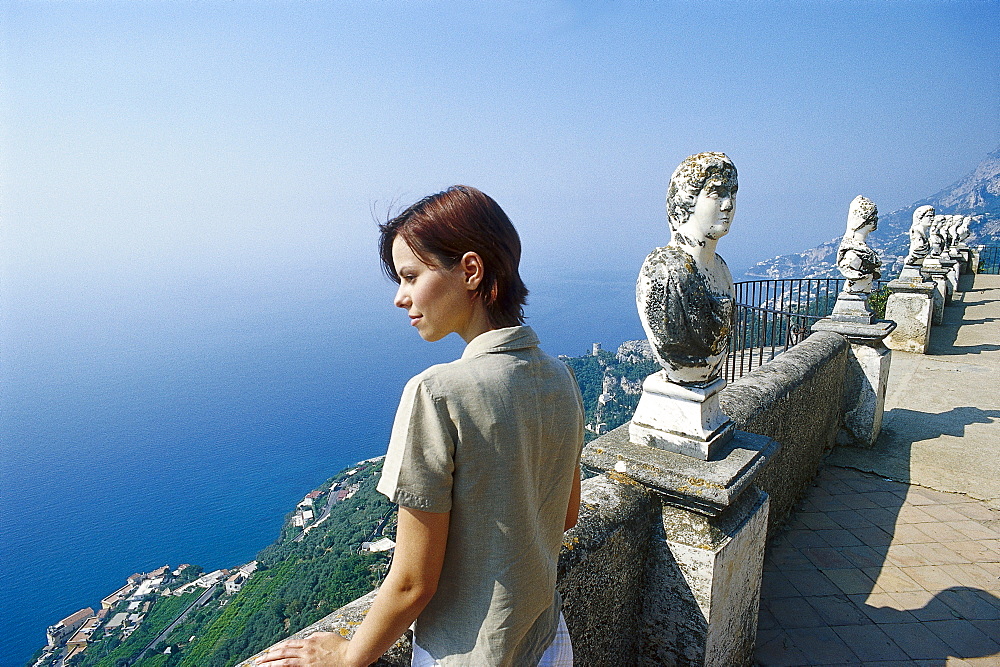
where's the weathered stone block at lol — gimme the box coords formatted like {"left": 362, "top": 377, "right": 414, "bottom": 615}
{"left": 957, "top": 247, "right": 973, "bottom": 275}
{"left": 946, "top": 261, "right": 960, "bottom": 299}
{"left": 884, "top": 279, "right": 934, "bottom": 353}
{"left": 641, "top": 487, "right": 769, "bottom": 666}
{"left": 629, "top": 374, "right": 734, "bottom": 460}
{"left": 927, "top": 257, "right": 959, "bottom": 303}
{"left": 583, "top": 425, "right": 778, "bottom": 517}
{"left": 558, "top": 474, "right": 657, "bottom": 666}
{"left": 920, "top": 262, "right": 950, "bottom": 323}
{"left": 898, "top": 263, "right": 923, "bottom": 280}
{"left": 840, "top": 340, "right": 892, "bottom": 447}
{"left": 811, "top": 319, "right": 894, "bottom": 448}
{"left": 830, "top": 291, "right": 874, "bottom": 324}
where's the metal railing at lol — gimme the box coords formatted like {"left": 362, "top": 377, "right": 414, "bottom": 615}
{"left": 724, "top": 278, "right": 887, "bottom": 382}
{"left": 978, "top": 246, "right": 1000, "bottom": 274}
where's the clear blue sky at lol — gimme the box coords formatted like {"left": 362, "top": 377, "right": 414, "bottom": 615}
{"left": 1, "top": 0, "right": 999, "bottom": 400}
{"left": 3, "top": 1, "right": 998, "bottom": 302}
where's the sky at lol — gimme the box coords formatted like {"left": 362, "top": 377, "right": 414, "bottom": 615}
{"left": 3, "top": 1, "right": 998, "bottom": 306}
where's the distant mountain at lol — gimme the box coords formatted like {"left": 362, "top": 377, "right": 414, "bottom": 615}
{"left": 747, "top": 146, "right": 1000, "bottom": 279}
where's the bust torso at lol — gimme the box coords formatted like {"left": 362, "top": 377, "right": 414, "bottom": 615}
{"left": 636, "top": 245, "right": 734, "bottom": 385}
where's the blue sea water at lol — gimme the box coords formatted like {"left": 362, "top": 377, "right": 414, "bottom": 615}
{"left": 0, "top": 267, "right": 652, "bottom": 667}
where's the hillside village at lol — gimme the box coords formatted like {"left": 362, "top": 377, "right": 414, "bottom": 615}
{"left": 561, "top": 340, "right": 659, "bottom": 439}
{"left": 30, "top": 458, "right": 386, "bottom": 667}
{"left": 34, "top": 563, "right": 261, "bottom": 667}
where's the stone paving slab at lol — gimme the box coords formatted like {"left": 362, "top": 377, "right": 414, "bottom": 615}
{"left": 827, "top": 273, "right": 1000, "bottom": 507}
{"left": 755, "top": 465, "right": 1000, "bottom": 666}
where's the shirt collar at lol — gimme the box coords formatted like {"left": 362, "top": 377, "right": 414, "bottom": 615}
{"left": 461, "top": 326, "right": 539, "bottom": 359}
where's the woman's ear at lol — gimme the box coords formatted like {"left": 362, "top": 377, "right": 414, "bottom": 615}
{"left": 460, "top": 252, "right": 485, "bottom": 291}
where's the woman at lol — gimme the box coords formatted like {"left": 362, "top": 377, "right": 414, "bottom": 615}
{"left": 257, "top": 185, "right": 584, "bottom": 667}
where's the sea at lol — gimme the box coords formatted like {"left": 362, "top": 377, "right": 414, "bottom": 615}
{"left": 1, "top": 264, "right": 690, "bottom": 667}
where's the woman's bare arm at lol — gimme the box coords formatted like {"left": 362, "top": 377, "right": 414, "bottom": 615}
{"left": 255, "top": 506, "right": 449, "bottom": 667}
{"left": 564, "top": 465, "right": 581, "bottom": 532}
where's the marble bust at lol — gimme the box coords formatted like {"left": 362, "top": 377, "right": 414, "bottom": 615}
{"left": 836, "top": 196, "right": 881, "bottom": 294}
{"left": 958, "top": 216, "right": 972, "bottom": 244}
{"left": 929, "top": 215, "right": 947, "bottom": 257}
{"left": 904, "top": 205, "right": 934, "bottom": 265}
{"left": 636, "top": 152, "right": 736, "bottom": 386}
{"left": 940, "top": 216, "right": 953, "bottom": 247}
{"left": 949, "top": 215, "right": 965, "bottom": 248}
{"left": 944, "top": 215, "right": 959, "bottom": 248}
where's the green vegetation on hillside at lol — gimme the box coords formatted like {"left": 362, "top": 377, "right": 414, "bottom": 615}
{"left": 565, "top": 347, "right": 659, "bottom": 439}
{"left": 63, "top": 461, "right": 396, "bottom": 667}
{"left": 70, "top": 592, "right": 201, "bottom": 667}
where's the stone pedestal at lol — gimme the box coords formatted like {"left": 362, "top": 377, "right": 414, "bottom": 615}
{"left": 884, "top": 278, "right": 934, "bottom": 353}
{"left": 920, "top": 263, "right": 950, "bottom": 324}
{"left": 647, "top": 489, "right": 769, "bottom": 667}
{"left": 630, "top": 374, "right": 734, "bottom": 461}
{"left": 938, "top": 257, "right": 959, "bottom": 302}
{"left": 829, "top": 291, "right": 874, "bottom": 323}
{"left": 583, "top": 429, "right": 779, "bottom": 666}
{"left": 898, "top": 263, "right": 923, "bottom": 281}
{"left": 952, "top": 248, "right": 969, "bottom": 275}
{"left": 957, "top": 246, "right": 973, "bottom": 274}
{"left": 811, "top": 319, "right": 895, "bottom": 448}
{"left": 970, "top": 247, "right": 981, "bottom": 273}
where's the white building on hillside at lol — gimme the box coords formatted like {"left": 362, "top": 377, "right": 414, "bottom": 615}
{"left": 46, "top": 608, "right": 94, "bottom": 647}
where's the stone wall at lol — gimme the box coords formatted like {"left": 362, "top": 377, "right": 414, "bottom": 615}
{"left": 721, "top": 331, "right": 849, "bottom": 532}
{"left": 558, "top": 474, "right": 658, "bottom": 665}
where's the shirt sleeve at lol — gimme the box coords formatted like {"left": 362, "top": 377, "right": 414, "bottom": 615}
{"left": 377, "top": 374, "right": 455, "bottom": 513}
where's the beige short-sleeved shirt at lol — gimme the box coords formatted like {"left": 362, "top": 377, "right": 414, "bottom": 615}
{"left": 377, "top": 326, "right": 584, "bottom": 667}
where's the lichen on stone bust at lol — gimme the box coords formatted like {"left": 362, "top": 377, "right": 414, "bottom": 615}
{"left": 637, "top": 152, "right": 737, "bottom": 385}
{"left": 930, "top": 215, "right": 951, "bottom": 257}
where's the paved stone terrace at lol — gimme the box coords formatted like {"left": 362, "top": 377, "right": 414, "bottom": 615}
{"left": 755, "top": 273, "right": 1000, "bottom": 666}
{"left": 756, "top": 466, "right": 1000, "bottom": 665}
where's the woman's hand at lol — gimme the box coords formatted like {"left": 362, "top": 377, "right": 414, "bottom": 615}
{"left": 254, "top": 632, "right": 350, "bottom": 667}
{"left": 254, "top": 507, "right": 448, "bottom": 667}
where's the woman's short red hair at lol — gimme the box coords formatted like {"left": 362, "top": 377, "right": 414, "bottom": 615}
{"left": 379, "top": 185, "right": 528, "bottom": 328}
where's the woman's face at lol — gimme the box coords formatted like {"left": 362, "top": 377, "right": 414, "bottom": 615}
{"left": 686, "top": 180, "right": 736, "bottom": 241}
{"left": 391, "top": 236, "right": 476, "bottom": 342}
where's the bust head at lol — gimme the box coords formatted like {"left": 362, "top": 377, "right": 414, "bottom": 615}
{"left": 959, "top": 216, "right": 972, "bottom": 240}
{"left": 911, "top": 205, "right": 934, "bottom": 235}
{"left": 846, "top": 196, "right": 878, "bottom": 236}
{"left": 944, "top": 216, "right": 957, "bottom": 243}
{"left": 666, "top": 152, "right": 738, "bottom": 242}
